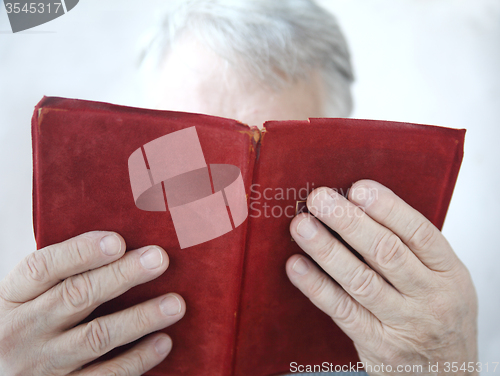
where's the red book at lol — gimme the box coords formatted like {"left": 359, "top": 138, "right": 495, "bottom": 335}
{"left": 32, "top": 96, "right": 465, "bottom": 376}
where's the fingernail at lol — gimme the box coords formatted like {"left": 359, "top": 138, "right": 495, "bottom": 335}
{"left": 160, "top": 294, "right": 181, "bottom": 316}
{"left": 140, "top": 247, "right": 163, "bottom": 270}
{"left": 292, "top": 257, "right": 310, "bottom": 276}
{"left": 100, "top": 234, "right": 121, "bottom": 256}
{"left": 351, "top": 185, "right": 375, "bottom": 207}
{"left": 296, "top": 217, "right": 318, "bottom": 239}
{"left": 310, "top": 189, "right": 336, "bottom": 215}
{"left": 155, "top": 336, "right": 172, "bottom": 355}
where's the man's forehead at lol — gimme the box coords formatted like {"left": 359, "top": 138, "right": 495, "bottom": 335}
{"left": 153, "top": 36, "right": 327, "bottom": 127}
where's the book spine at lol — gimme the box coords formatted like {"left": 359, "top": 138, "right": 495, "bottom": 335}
{"left": 229, "top": 127, "right": 261, "bottom": 376}
{"left": 31, "top": 96, "right": 53, "bottom": 249}
{"left": 31, "top": 98, "right": 43, "bottom": 248}
{"left": 435, "top": 128, "right": 466, "bottom": 229}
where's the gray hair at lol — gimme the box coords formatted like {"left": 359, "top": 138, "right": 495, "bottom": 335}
{"left": 142, "top": 0, "right": 354, "bottom": 117}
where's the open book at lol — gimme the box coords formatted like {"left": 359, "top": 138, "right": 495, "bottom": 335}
{"left": 32, "top": 97, "right": 465, "bottom": 376}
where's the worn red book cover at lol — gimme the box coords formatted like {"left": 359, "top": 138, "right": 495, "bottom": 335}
{"left": 32, "top": 97, "right": 465, "bottom": 376}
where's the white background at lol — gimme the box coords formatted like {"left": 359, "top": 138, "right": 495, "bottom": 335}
{"left": 0, "top": 0, "right": 499, "bottom": 368}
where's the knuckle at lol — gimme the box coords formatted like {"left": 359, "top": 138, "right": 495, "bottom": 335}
{"left": 333, "top": 294, "right": 359, "bottom": 325}
{"left": 132, "top": 306, "right": 153, "bottom": 332}
{"left": 378, "top": 194, "right": 399, "bottom": 224}
{"left": 371, "top": 232, "right": 407, "bottom": 269}
{"left": 314, "top": 238, "right": 341, "bottom": 268}
{"left": 110, "top": 258, "right": 131, "bottom": 286}
{"left": 97, "top": 350, "right": 147, "bottom": 376}
{"left": 42, "top": 353, "right": 61, "bottom": 376}
{"left": 60, "top": 273, "right": 96, "bottom": 311}
{"left": 24, "top": 250, "right": 51, "bottom": 283}
{"left": 337, "top": 209, "right": 363, "bottom": 236}
{"left": 307, "top": 274, "right": 331, "bottom": 301}
{"left": 345, "top": 264, "right": 376, "bottom": 299}
{"left": 96, "top": 365, "right": 128, "bottom": 376}
{"left": 67, "top": 236, "right": 94, "bottom": 266}
{"left": 407, "top": 220, "right": 437, "bottom": 251}
{"left": 83, "top": 318, "right": 112, "bottom": 355}
{"left": 134, "top": 351, "right": 149, "bottom": 373}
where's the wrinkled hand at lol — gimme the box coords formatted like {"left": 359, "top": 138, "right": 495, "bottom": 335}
{"left": 286, "top": 180, "right": 478, "bottom": 375}
{"left": 0, "top": 231, "right": 185, "bottom": 376}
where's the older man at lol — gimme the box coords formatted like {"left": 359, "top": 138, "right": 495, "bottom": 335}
{"left": 0, "top": 1, "right": 478, "bottom": 375}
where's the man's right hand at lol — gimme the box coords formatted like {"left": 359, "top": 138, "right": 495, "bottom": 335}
{"left": 0, "top": 231, "right": 185, "bottom": 376}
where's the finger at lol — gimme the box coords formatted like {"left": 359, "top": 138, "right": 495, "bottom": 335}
{"left": 30, "top": 245, "right": 169, "bottom": 330}
{"left": 69, "top": 333, "right": 172, "bottom": 376}
{"left": 53, "top": 293, "right": 185, "bottom": 371}
{"left": 307, "top": 187, "right": 436, "bottom": 294}
{"left": 349, "top": 180, "right": 459, "bottom": 272}
{"left": 290, "top": 213, "right": 404, "bottom": 322}
{"left": 286, "top": 253, "right": 382, "bottom": 345}
{"left": 0, "top": 231, "right": 125, "bottom": 304}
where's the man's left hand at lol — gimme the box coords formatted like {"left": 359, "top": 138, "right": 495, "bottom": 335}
{"left": 286, "top": 180, "right": 478, "bottom": 375}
